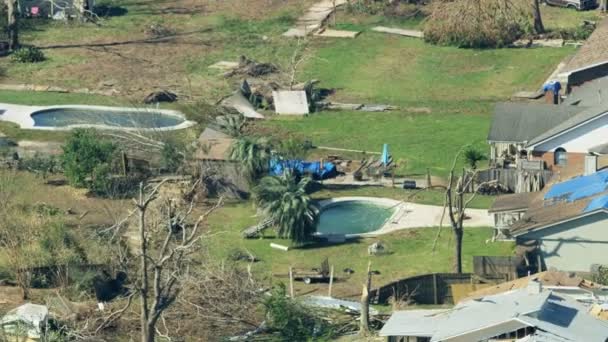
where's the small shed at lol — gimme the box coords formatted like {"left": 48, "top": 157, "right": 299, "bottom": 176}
{"left": 0, "top": 303, "right": 49, "bottom": 340}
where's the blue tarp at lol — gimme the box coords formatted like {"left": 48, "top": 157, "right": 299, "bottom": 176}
{"left": 269, "top": 159, "right": 337, "bottom": 180}
{"left": 543, "top": 81, "right": 562, "bottom": 94}
{"left": 584, "top": 194, "right": 608, "bottom": 213}
{"left": 544, "top": 169, "right": 608, "bottom": 202}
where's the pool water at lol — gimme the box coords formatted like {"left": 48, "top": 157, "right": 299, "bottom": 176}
{"left": 317, "top": 201, "right": 394, "bottom": 235}
{"left": 31, "top": 108, "right": 185, "bottom": 129}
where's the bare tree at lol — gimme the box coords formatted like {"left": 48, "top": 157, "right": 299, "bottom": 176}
{"left": 359, "top": 261, "right": 372, "bottom": 335}
{"left": 7, "top": 0, "right": 19, "bottom": 50}
{"left": 441, "top": 146, "right": 495, "bottom": 273}
{"left": 137, "top": 182, "right": 222, "bottom": 342}
{"left": 103, "top": 181, "right": 223, "bottom": 342}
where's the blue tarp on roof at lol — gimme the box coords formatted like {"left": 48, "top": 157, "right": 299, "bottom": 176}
{"left": 544, "top": 170, "right": 608, "bottom": 202}
{"left": 584, "top": 194, "right": 608, "bottom": 213}
{"left": 269, "top": 159, "right": 337, "bottom": 180}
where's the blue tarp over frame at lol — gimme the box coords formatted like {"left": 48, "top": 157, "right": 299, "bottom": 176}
{"left": 269, "top": 158, "right": 337, "bottom": 180}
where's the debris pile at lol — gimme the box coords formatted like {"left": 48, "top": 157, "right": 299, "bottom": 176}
{"left": 225, "top": 56, "right": 279, "bottom": 78}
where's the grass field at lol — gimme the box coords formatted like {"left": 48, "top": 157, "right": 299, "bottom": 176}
{"left": 0, "top": 2, "right": 590, "bottom": 177}
{"left": 205, "top": 202, "right": 514, "bottom": 298}
{"left": 254, "top": 27, "right": 575, "bottom": 176}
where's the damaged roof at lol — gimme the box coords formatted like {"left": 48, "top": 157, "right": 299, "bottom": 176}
{"left": 381, "top": 287, "right": 608, "bottom": 341}
{"left": 460, "top": 271, "right": 603, "bottom": 303}
{"left": 488, "top": 103, "right": 581, "bottom": 143}
{"left": 489, "top": 192, "right": 539, "bottom": 213}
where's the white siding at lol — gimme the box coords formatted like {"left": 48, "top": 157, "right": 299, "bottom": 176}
{"left": 519, "top": 213, "right": 608, "bottom": 272}
{"left": 534, "top": 114, "right": 608, "bottom": 153}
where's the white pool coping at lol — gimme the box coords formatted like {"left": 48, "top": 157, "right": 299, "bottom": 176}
{"left": 0, "top": 103, "right": 196, "bottom": 131}
{"left": 315, "top": 196, "right": 492, "bottom": 238}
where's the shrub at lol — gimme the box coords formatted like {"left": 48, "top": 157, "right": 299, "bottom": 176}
{"left": 11, "top": 47, "right": 46, "bottom": 63}
{"left": 161, "top": 141, "right": 185, "bottom": 173}
{"left": 61, "top": 129, "right": 116, "bottom": 188}
{"left": 552, "top": 24, "right": 595, "bottom": 41}
{"left": 346, "top": 0, "right": 387, "bottom": 15}
{"left": 263, "top": 284, "right": 334, "bottom": 340}
{"left": 424, "top": 0, "right": 533, "bottom": 48}
{"left": 18, "top": 154, "right": 60, "bottom": 178}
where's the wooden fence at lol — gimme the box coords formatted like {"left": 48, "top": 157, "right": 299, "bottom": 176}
{"left": 471, "top": 168, "right": 554, "bottom": 193}
{"left": 473, "top": 256, "right": 522, "bottom": 281}
{"left": 369, "top": 273, "right": 506, "bottom": 305}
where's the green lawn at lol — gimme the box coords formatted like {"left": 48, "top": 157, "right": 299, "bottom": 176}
{"left": 252, "top": 17, "right": 576, "bottom": 177}
{"left": 0, "top": 90, "right": 123, "bottom": 106}
{"left": 205, "top": 202, "right": 514, "bottom": 298}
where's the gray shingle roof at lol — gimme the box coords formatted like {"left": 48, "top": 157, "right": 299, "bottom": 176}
{"left": 564, "top": 76, "right": 608, "bottom": 107}
{"left": 562, "top": 18, "right": 608, "bottom": 73}
{"left": 526, "top": 105, "right": 608, "bottom": 147}
{"left": 488, "top": 103, "right": 581, "bottom": 143}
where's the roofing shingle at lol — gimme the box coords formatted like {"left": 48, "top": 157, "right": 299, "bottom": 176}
{"left": 526, "top": 105, "right": 608, "bottom": 147}
{"left": 489, "top": 192, "right": 539, "bottom": 213}
{"left": 562, "top": 18, "right": 608, "bottom": 73}
{"left": 488, "top": 103, "right": 581, "bottom": 143}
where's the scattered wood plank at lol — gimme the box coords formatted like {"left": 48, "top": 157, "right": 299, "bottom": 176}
{"left": 315, "top": 28, "right": 360, "bottom": 38}
{"left": 372, "top": 26, "right": 424, "bottom": 38}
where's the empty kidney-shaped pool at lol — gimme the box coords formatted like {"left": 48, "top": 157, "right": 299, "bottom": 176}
{"left": 316, "top": 198, "right": 398, "bottom": 235}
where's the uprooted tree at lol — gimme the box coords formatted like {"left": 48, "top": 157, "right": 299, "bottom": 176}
{"left": 424, "top": 0, "right": 538, "bottom": 48}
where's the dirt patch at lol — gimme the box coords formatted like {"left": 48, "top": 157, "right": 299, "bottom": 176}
{"left": 0, "top": 0, "right": 316, "bottom": 101}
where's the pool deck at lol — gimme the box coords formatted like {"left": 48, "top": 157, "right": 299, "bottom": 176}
{"left": 0, "top": 103, "right": 195, "bottom": 131}
{"left": 317, "top": 197, "right": 493, "bottom": 237}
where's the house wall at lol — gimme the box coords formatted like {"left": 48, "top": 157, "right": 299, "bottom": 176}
{"left": 517, "top": 212, "right": 608, "bottom": 272}
{"left": 531, "top": 151, "right": 586, "bottom": 177}
{"left": 533, "top": 113, "right": 608, "bottom": 153}
{"left": 494, "top": 211, "right": 526, "bottom": 229}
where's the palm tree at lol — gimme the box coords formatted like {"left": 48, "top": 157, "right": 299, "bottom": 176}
{"left": 230, "top": 137, "right": 271, "bottom": 180}
{"left": 464, "top": 147, "right": 487, "bottom": 170}
{"left": 255, "top": 171, "right": 318, "bottom": 244}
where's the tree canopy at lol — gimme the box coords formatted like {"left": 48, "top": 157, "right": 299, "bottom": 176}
{"left": 61, "top": 129, "right": 117, "bottom": 188}
{"left": 255, "top": 171, "right": 318, "bottom": 244}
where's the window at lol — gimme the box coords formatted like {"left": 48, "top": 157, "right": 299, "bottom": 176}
{"left": 555, "top": 148, "right": 567, "bottom": 166}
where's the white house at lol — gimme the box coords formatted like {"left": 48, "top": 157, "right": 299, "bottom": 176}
{"left": 488, "top": 103, "right": 608, "bottom": 177}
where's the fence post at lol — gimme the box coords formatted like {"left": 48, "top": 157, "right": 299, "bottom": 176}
{"left": 328, "top": 265, "right": 334, "bottom": 297}
{"left": 433, "top": 273, "right": 438, "bottom": 305}
{"left": 289, "top": 266, "right": 294, "bottom": 298}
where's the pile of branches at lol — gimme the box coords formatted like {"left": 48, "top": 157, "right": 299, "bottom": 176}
{"left": 424, "top": 0, "right": 534, "bottom": 48}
